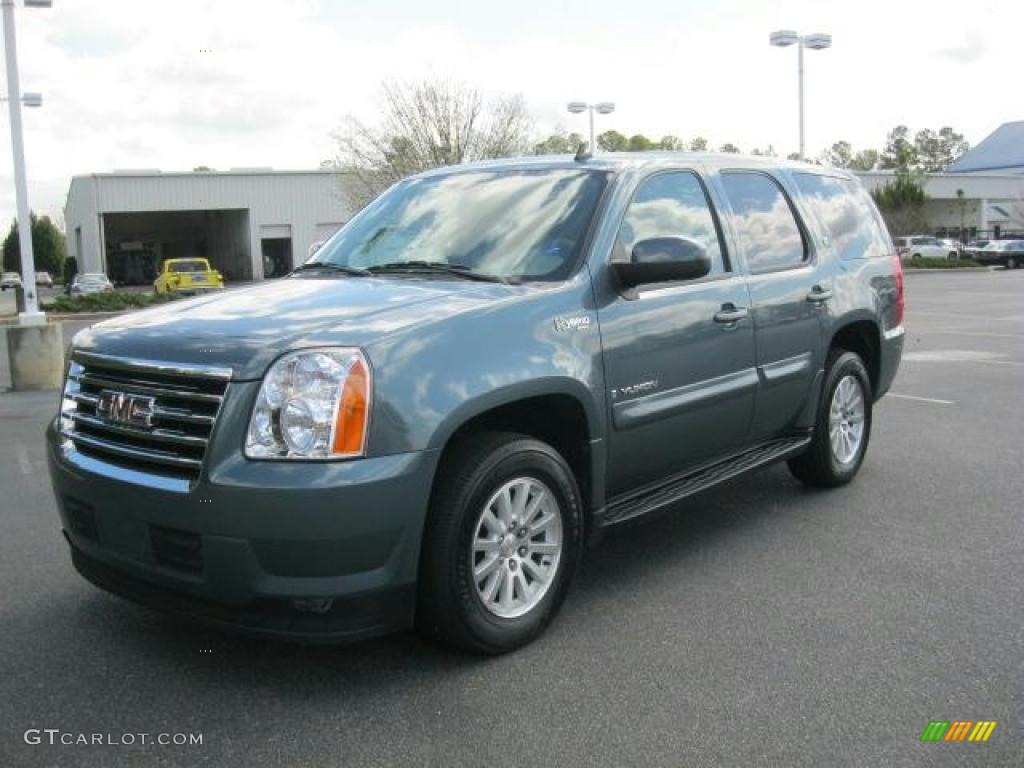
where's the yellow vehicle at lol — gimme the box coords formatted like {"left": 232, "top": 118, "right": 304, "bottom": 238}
{"left": 153, "top": 258, "right": 224, "bottom": 295}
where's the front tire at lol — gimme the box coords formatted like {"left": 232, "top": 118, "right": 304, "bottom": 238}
{"left": 418, "top": 432, "right": 583, "bottom": 654}
{"left": 788, "top": 350, "right": 872, "bottom": 488}
{"left": 1007, "top": 256, "right": 1019, "bottom": 270}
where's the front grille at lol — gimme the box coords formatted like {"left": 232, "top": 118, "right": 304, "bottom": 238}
{"left": 60, "top": 352, "right": 231, "bottom": 483}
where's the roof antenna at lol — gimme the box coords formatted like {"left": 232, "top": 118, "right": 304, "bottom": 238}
{"left": 574, "top": 142, "right": 592, "bottom": 162}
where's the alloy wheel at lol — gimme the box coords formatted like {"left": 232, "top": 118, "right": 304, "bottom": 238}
{"left": 829, "top": 374, "right": 866, "bottom": 465}
{"left": 470, "top": 477, "right": 563, "bottom": 619}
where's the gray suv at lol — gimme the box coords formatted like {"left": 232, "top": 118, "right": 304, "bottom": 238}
{"left": 47, "top": 154, "right": 904, "bottom": 653}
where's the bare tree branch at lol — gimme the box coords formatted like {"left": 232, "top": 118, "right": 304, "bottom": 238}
{"left": 326, "top": 79, "right": 534, "bottom": 209}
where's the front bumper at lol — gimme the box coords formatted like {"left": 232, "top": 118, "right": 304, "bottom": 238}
{"left": 47, "top": 418, "right": 439, "bottom": 642}
{"left": 172, "top": 285, "right": 224, "bottom": 295}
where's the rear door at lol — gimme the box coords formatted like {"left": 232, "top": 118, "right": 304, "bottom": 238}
{"left": 715, "top": 170, "right": 829, "bottom": 441}
{"left": 598, "top": 169, "right": 757, "bottom": 495}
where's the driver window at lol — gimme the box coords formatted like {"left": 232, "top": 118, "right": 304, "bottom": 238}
{"left": 616, "top": 171, "right": 727, "bottom": 276}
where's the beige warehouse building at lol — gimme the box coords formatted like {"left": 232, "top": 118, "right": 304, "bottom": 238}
{"left": 63, "top": 169, "right": 354, "bottom": 285}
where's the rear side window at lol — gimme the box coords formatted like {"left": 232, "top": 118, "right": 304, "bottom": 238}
{"left": 617, "top": 171, "right": 727, "bottom": 276}
{"left": 794, "top": 173, "right": 891, "bottom": 260}
{"left": 720, "top": 172, "right": 806, "bottom": 273}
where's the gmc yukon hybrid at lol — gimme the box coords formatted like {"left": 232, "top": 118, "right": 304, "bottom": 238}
{"left": 48, "top": 154, "right": 904, "bottom": 654}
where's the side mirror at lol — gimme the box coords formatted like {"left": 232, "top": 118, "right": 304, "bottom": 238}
{"left": 612, "top": 236, "right": 711, "bottom": 288}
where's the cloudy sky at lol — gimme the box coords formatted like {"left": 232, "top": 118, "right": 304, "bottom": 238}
{"left": 0, "top": 0, "right": 1018, "bottom": 227}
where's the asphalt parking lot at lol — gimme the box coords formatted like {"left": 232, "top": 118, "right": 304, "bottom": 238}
{"left": 1, "top": 269, "right": 1021, "bottom": 767}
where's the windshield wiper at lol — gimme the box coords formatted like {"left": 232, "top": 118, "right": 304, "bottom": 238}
{"left": 290, "top": 262, "right": 371, "bottom": 277}
{"left": 365, "top": 261, "right": 508, "bottom": 284}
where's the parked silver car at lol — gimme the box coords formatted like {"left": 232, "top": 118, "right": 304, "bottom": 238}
{"left": 893, "top": 236, "right": 958, "bottom": 260}
{"left": 69, "top": 273, "right": 114, "bottom": 295}
{"left": 975, "top": 240, "right": 1024, "bottom": 269}
{"left": 1, "top": 271, "right": 23, "bottom": 291}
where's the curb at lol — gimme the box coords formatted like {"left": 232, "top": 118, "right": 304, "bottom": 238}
{"left": 903, "top": 267, "right": 997, "bottom": 274}
{"left": 0, "top": 310, "right": 125, "bottom": 326}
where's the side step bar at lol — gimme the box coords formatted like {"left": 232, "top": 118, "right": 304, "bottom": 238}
{"left": 600, "top": 435, "right": 811, "bottom": 527}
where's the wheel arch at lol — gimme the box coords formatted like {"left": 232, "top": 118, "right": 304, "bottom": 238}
{"left": 427, "top": 381, "right": 604, "bottom": 519}
{"left": 829, "top": 316, "right": 882, "bottom": 397}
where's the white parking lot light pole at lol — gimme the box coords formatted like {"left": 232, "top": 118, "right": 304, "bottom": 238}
{"left": 769, "top": 30, "right": 831, "bottom": 161}
{"left": 567, "top": 101, "right": 616, "bottom": 154}
{"left": 3, "top": 0, "right": 52, "bottom": 325}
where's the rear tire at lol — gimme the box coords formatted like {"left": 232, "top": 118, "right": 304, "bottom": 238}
{"left": 417, "top": 432, "right": 583, "bottom": 654}
{"left": 788, "top": 350, "right": 872, "bottom": 488}
{"left": 1008, "top": 256, "right": 1019, "bottom": 270}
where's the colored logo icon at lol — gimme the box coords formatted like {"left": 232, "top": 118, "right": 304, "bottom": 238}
{"left": 921, "top": 721, "right": 997, "bottom": 742}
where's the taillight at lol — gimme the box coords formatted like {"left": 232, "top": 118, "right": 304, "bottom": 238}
{"left": 892, "top": 254, "right": 904, "bottom": 326}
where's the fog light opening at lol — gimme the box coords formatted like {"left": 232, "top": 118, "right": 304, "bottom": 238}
{"left": 292, "top": 598, "right": 334, "bottom": 614}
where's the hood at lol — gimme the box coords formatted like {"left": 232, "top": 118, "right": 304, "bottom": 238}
{"left": 72, "top": 276, "right": 518, "bottom": 379}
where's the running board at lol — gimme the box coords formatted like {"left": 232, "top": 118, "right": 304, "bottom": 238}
{"left": 600, "top": 435, "right": 811, "bottom": 527}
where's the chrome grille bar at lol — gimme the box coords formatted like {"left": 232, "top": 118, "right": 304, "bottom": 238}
{"left": 70, "top": 412, "right": 209, "bottom": 448}
{"left": 60, "top": 353, "right": 230, "bottom": 481}
{"left": 60, "top": 429, "right": 204, "bottom": 470}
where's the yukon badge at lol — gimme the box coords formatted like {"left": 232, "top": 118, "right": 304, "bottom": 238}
{"left": 553, "top": 314, "right": 592, "bottom": 333}
{"left": 610, "top": 380, "right": 659, "bottom": 400}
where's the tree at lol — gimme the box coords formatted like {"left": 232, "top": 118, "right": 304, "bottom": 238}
{"left": 533, "top": 131, "right": 584, "bottom": 155}
{"left": 880, "top": 125, "right": 918, "bottom": 171}
{"left": 3, "top": 213, "right": 66, "bottom": 278}
{"left": 192, "top": 165, "right": 214, "bottom": 172}
{"left": 626, "top": 134, "right": 657, "bottom": 152}
{"left": 689, "top": 137, "right": 708, "bottom": 151}
{"left": 786, "top": 152, "right": 802, "bottom": 161}
{"left": 870, "top": 171, "right": 929, "bottom": 236}
{"left": 596, "top": 130, "right": 629, "bottom": 152}
{"left": 914, "top": 126, "right": 970, "bottom": 171}
{"left": 751, "top": 145, "right": 777, "bottom": 157}
{"left": 658, "top": 135, "right": 685, "bottom": 151}
{"left": 821, "top": 141, "right": 853, "bottom": 168}
{"left": 327, "top": 78, "right": 534, "bottom": 207}
{"left": 718, "top": 143, "right": 741, "bottom": 154}
{"left": 849, "top": 149, "right": 879, "bottom": 171}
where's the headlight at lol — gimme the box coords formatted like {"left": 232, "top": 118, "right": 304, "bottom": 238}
{"left": 245, "top": 348, "right": 371, "bottom": 460}
{"left": 60, "top": 359, "right": 84, "bottom": 435}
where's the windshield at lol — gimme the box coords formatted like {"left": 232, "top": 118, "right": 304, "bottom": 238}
{"left": 309, "top": 168, "right": 609, "bottom": 281}
{"left": 169, "top": 260, "right": 209, "bottom": 273}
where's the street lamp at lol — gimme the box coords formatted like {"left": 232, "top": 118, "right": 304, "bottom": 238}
{"left": 567, "top": 101, "right": 615, "bottom": 154}
{"left": 769, "top": 29, "right": 832, "bottom": 161}
{"left": 3, "top": 0, "right": 52, "bottom": 325}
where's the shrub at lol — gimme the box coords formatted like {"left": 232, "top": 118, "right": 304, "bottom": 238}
{"left": 902, "top": 256, "right": 982, "bottom": 269}
{"left": 42, "top": 291, "right": 175, "bottom": 313}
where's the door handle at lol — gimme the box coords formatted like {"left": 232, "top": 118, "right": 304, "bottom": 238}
{"left": 806, "top": 285, "right": 833, "bottom": 303}
{"left": 714, "top": 305, "right": 749, "bottom": 324}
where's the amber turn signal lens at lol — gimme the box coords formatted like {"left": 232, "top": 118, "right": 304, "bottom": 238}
{"left": 332, "top": 356, "right": 369, "bottom": 455}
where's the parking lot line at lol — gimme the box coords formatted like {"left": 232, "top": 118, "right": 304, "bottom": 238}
{"left": 17, "top": 445, "right": 32, "bottom": 476}
{"left": 886, "top": 393, "right": 956, "bottom": 405}
{"left": 946, "top": 291, "right": 1022, "bottom": 299}
{"left": 926, "top": 329, "right": 1024, "bottom": 339}
{"left": 909, "top": 310, "right": 1024, "bottom": 322}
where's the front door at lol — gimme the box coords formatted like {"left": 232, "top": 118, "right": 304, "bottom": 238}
{"left": 597, "top": 170, "right": 757, "bottom": 496}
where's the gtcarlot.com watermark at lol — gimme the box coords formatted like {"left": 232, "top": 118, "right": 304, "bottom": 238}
{"left": 24, "top": 729, "right": 202, "bottom": 747}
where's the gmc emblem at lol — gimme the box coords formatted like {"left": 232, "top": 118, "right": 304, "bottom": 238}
{"left": 96, "top": 390, "right": 156, "bottom": 428}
